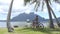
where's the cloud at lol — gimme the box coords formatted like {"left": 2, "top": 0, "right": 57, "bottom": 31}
{"left": 0, "top": 0, "right": 24, "bottom": 20}
{"left": 0, "top": 0, "right": 60, "bottom": 20}
{"left": 0, "top": 2, "right": 7, "bottom": 5}
{"left": 0, "top": 0, "right": 11, "bottom": 4}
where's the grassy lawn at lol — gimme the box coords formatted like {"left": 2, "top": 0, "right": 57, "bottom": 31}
{"left": 0, "top": 28, "right": 60, "bottom": 34}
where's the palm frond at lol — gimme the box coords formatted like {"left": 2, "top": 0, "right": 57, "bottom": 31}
{"left": 24, "top": 0, "right": 31, "bottom": 5}
{"left": 54, "top": 0, "right": 60, "bottom": 4}
{"left": 34, "top": 0, "right": 40, "bottom": 12}
{"left": 41, "top": 1, "right": 44, "bottom": 11}
{"left": 30, "top": 0, "right": 37, "bottom": 4}
{"left": 48, "top": 0, "right": 52, "bottom": 4}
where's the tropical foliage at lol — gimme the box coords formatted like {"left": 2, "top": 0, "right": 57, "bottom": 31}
{"left": 24, "top": 0, "right": 60, "bottom": 28}
{"left": 6, "top": 0, "right": 60, "bottom": 32}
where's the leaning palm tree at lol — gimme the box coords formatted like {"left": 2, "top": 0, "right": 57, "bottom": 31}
{"left": 24, "top": 0, "right": 60, "bottom": 28}
{"left": 7, "top": 0, "right": 14, "bottom": 32}
{"left": 50, "top": 7, "right": 60, "bottom": 27}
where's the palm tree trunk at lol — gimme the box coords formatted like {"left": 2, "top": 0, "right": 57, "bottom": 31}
{"left": 45, "top": 0, "right": 54, "bottom": 28}
{"left": 7, "top": 0, "right": 14, "bottom": 32}
{"left": 50, "top": 8, "right": 60, "bottom": 27}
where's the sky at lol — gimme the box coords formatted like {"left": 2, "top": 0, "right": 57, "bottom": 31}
{"left": 0, "top": 0, "right": 60, "bottom": 20}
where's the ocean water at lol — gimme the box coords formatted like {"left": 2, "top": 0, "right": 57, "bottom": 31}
{"left": 0, "top": 22, "right": 27, "bottom": 28}
{"left": 0, "top": 22, "right": 6, "bottom": 27}
{"left": 0, "top": 22, "right": 50, "bottom": 28}
{"left": 0, "top": 22, "right": 57, "bottom": 28}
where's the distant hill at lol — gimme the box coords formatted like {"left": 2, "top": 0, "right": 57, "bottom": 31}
{"left": 11, "top": 12, "right": 47, "bottom": 22}
{"left": 0, "top": 20, "right": 6, "bottom": 22}
{"left": 0, "top": 12, "right": 60, "bottom": 22}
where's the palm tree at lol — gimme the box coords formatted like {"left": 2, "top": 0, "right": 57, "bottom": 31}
{"left": 45, "top": 0, "right": 54, "bottom": 28}
{"left": 24, "top": 0, "right": 60, "bottom": 28}
{"left": 7, "top": 0, "right": 14, "bottom": 32}
{"left": 50, "top": 7, "right": 60, "bottom": 27}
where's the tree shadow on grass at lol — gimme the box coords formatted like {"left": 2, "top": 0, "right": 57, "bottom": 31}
{"left": 17, "top": 28, "right": 52, "bottom": 34}
{"left": 49, "top": 28, "right": 60, "bottom": 31}
{"left": 32, "top": 28, "right": 52, "bottom": 34}
{"left": 15, "top": 28, "right": 32, "bottom": 32}
{"left": 16, "top": 27, "right": 60, "bottom": 34}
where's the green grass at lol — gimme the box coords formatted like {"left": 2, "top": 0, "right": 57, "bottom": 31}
{"left": 0, "top": 28, "right": 60, "bottom": 34}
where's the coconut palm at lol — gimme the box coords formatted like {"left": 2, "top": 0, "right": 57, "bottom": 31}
{"left": 7, "top": 0, "right": 14, "bottom": 32}
{"left": 24, "top": 0, "right": 60, "bottom": 28}
{"left": 50, "top": 7, "right": 60, "bottom": 27}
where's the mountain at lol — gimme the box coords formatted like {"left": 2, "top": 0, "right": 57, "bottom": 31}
{"left": 0, "top": 20, "right": 6, "bottom": 22}
{"left": 0, "top": 12, "right": 60, "bottom": 22}
{"left": 11, "top": 12, "right": 47, "bottom": 22}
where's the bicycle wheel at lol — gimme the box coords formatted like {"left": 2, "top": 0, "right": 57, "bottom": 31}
{"left": 39, "top": 23, "right": 44, "bottom": 29}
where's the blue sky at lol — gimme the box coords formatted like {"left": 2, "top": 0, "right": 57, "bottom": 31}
{"left": 0, "top": 0, "right": 60, "bottom": 20}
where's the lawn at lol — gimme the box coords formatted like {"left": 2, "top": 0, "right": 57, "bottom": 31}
{"left": 0, "top": 28, "right": 60, "bottom": 34}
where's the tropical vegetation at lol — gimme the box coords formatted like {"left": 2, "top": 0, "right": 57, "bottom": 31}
{"left": 6, "top": 0, "right": 60, "bottom": 32}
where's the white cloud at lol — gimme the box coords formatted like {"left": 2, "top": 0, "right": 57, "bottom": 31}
{"left": 0, "top": 0, "right": 60, "bottom": 20}
{"left": 12, "top": 0, "right": 24, "bottom": 9}
{"left": 0, "top": 0, "right": 11, "bottom": 4}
